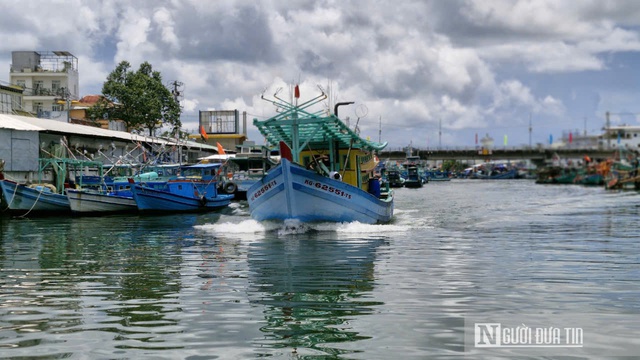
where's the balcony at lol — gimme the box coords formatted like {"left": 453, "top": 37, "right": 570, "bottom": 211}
{"left": 22, "top": 87, "right": 68, "bottom": 97}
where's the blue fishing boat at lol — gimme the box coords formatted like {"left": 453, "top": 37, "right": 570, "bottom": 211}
{"left": 131, "top": 163, "right": 233, "bottom": 212}
{"left": 469, "top": 163, "right": 518, "bottom": 179}
{"left": 0, "top": 157, "right": 102, "bottom": 216}
{"left": 386, "top": 169, "right": 405, "bottom": 188}
{"left": 67, "top": 165, "right": 181, "bottom": 214}
{"left": 247, "top": 86, "right": 394, "bottom": 224}
{"left": 403, "top": 165, "right": 424, "bottom": 188}
{"left": 426, "top": 170, "right": 451, "bottom": 182}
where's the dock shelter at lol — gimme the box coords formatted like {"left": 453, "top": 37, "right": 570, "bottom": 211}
{"left": 0, "top": 113, "right": 217, "bottom": 181}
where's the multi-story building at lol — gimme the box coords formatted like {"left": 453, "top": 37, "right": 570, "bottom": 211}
{"left": 0, "top": 81, "right": 24, "bottom": 115}
{"left": 9, "top": 51, "right": 78, "bottom": 119}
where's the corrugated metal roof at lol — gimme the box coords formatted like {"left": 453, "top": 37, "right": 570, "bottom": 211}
{"left": 0, "top": 113, "right": 216, "bottom": 150}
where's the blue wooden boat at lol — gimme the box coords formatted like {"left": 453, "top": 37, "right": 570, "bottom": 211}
{"left": 131, "top": 163, "right": 233, "bottom": 212}
{"left": 247, "top": 87, "right": 394, "bottom": 224}
{"left": 403, "top": 165, "right": 423, "bottom": 188}
{"left": 1, "top": 180, "right": 70, "bottom": 214}
{"left": 386, "top": 169, "right": 405, "bottom": 188}
{"left": 469, "top": 163, "right": 517, "bottom": 179}
{"left": 67, "top": 165, "right": 181, "bottom": 214}
{"left": 0, "top": 158, "right": 102, "bottom": 216}
{"left": 426, "top": 170, "right": 451, "bottom": 182}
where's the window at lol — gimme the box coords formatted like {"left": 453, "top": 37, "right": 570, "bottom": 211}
{"left": 33, "top": 102, "right": 43, "bottom": 113}
{"left": 0, "top": 93, "right": 10, "bottom": 113}
{"left": 52, "top": 104, "right": 63, "bottom": 111}
{"left": 52, "top": 80, "right": 61, "bottom": 95}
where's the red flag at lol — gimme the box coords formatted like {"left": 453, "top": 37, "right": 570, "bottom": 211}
{"left": 200, "top": 125, "right": 209, "bottom": 140}
{"left": 294, "top": 85, "right": 300, "bottom": 99}
{"left": 279, "top": 141, "right": 292, "bottom": 162}
{"left": 569, "top": 132, "right": 573, "bottom": 143}
{"left": 216, "top": 142, "right": 226, "bottom": 155}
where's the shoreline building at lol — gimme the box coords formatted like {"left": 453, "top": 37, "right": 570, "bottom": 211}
{"left": 0, "top": 81, "right": 25, "bottom": 115}
{"left": 9, "top": 51, "right": 78, "bottom": 119}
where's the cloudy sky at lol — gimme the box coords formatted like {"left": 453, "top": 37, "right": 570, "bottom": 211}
{"left": 2, "top": 0, "right": 640, "bottom": 150}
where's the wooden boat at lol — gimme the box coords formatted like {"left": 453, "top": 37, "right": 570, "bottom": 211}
{"left": 386, "top": 169, "right": 405, "bottom": 188}
{"left": 0, "top": 157, "right": 102, "bottom": 216}
{"left": 131, "top": 163, "right": 233, "bottom": 212}
{"left": 247, "top": 87, "right": 394, "bottom": 224}
{"left": 201, "top": 145, "right": 278, "bottom": 200}
{"left": 426, "top": 170, "right": 451, "bottom": 182}
{"left": 470, "top": 163, "right": 517, "bottom": 180}
{"left": 67, "top": 165, "right": 181, "bottom": 214}
{"left": 403, "top": 165, "right": 423, "bottom": 188}
{"left": 67, "top": 188, "right": 138, "bottom": 213}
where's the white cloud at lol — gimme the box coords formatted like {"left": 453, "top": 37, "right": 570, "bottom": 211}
{"left": 2, "top": 0, "right": 640, "bottom": 147}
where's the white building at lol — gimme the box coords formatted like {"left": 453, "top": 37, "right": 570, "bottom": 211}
{"left": 600, "top": 125, "right": 640, "bottom": 150}
{"left": 9, "top": 51, "right": 79, "bottom": 119}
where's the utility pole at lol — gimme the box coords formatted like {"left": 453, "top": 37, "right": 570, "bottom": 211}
{"left": 170, "top": 80, "right": 184, "bottom": 163}
{"left": 606, "top": 111, "right": 611, "bottom": 149}
{"left": 170, "top": 80, "right": 184, "bottom": 104}
{"left": 584, "top": 116, "right": 587, "bottom": 136}
{"left": 378, "top": 116, "right": 382, "bottom": 143}
{"left": 528, "top": 113, "right": 532, "bottom": 148}
{"left": 438, "top": 118, "right": 442, "bottom": 149}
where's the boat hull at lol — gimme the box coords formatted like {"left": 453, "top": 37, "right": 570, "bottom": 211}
{"left": 67, "top": 189, "right": 137, "bottom": 214}
{"left": 0, "top": 180, "right": 70, "bottom": 214}
{"left": 248, "top": 158, "right": 394, "bottom": 224}
{"left": 404, "top": 179, "right": 423, "bottom": 188}
{"left": 132, "top": 184, "right": 233, "bottom": 212}
{"left": 472, "top": 169, "right": 518, "bottom": 179}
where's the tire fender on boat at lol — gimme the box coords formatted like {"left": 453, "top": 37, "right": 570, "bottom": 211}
{"left": 223, "top": 182, "right": 237, "bottom": 194}
{"left": 199, "top": 196, "right": 207, "bottom": 206}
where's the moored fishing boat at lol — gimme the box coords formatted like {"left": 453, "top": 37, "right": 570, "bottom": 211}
{"left": 403, "top": 165, "right": 424, "bottom": 188}
{"left": 200, "top": 144, "right": 278, "bottom": 200}
{"left": 67, "top": 165, "right": 181, "bottom": 214}
{"left": 131, "top": 163, "right": 233, "bottom": 212}
{"left": 247, "top": 86, "right": 394, "bottom": 224}
{"left": 66, "top": 188, "right": 138, "bottom": 214}
{"left": 470, "top": 163, "right": 517, "bottom": 180}
{"left": 0, "top": 157, "right": 102, "bottom": 216}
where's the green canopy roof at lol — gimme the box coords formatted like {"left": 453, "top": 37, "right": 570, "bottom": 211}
{"left": 253, "top": 92, "right": 387, "bottom": 154}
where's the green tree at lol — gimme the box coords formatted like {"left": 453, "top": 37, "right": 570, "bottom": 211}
{"left": 442, "top": 159, "right": 467, "bottom": 172}
{"left": 89, "top": 61, "right": 181, "bottom": 135}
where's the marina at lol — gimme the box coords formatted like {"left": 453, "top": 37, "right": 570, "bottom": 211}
{"left": 2, "top": 2, "right": 640, "bottom": 357}
{"left": 1, "top": 180, "right": 638, "bottom": 358}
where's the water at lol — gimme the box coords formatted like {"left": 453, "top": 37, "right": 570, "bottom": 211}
{"left": 1, "top": 180, "right": 639, "bottom": 359}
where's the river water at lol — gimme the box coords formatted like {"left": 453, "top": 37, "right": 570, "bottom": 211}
{"left": 1, "top": 180, "right": 639, "bottom": 359}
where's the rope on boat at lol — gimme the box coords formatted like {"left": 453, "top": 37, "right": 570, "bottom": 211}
{"left": 17, "top": 185, "right": 45, "bottom": 218}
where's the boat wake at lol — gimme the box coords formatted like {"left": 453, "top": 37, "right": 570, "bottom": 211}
{"left": 195, "top": 218, "right": 410, "bottom": 240}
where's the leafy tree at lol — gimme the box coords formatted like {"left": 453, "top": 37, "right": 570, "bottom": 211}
{"left": 88, "top": 61, "right": 181, "bottom": 135}
{"left": 442, "top": 159, "right": 467, "bottom": 172}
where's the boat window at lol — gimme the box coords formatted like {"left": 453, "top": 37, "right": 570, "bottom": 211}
{"left": 182, "top": 168, "right": 201, "bottom": 177}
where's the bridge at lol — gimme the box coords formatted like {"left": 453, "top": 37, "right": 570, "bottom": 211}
{"left": 378, "top": 147, "right": 619, "bottom": 166}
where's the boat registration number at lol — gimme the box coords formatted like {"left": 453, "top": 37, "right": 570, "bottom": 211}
{"left": 304, "top": 179, "right": 352, "bottom": 199}
{"left": 251, "top": 180, "right": 277, "bottom": 201}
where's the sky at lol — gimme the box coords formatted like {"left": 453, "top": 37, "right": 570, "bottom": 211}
{"left": 2, "top": 0, "right": 640, "bottom": 151}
